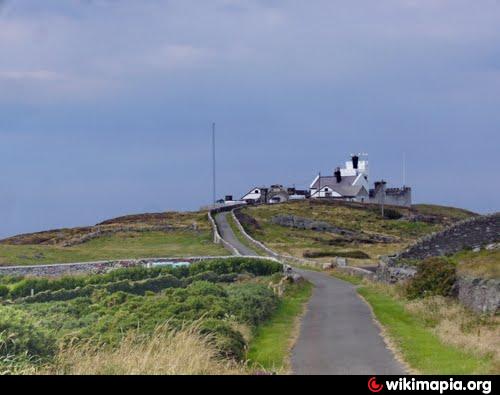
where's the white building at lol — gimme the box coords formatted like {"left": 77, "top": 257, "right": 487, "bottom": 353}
{"left": 310, "top": 155, "right": 370, "bottom": 201}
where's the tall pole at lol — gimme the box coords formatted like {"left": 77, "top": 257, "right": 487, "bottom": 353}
{"left": 212, "top": 122, "right": 216, "bottom": 205}
{"left": 403, "top": 152, "right": 406, "bottom": 187}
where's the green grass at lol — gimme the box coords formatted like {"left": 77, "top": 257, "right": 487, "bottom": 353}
{"left": 330, "top": 270, "right": 364, "bottom": 285}
{"left": 357, "top": 286, "right": 493, "bottom": 374}
{"left": 0, "top": 231, "right": 229, "bottom": 266}
{"left": 412, "top": 204, "right": 477, "bottom": 221}
{"left": 226, "top": 213, "right": 264, "bottom": 256}
{"left": 239, "top": 201, "right": 444, "bottom": 263}
{"left": 247, "top": 281, "right": 313, "bottom": 372}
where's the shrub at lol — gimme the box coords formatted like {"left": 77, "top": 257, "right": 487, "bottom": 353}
{"left": 227, "top": 283, "right": 278, "bottom": 325}
{"left": 303, "top": 250, "right": 370, "bottom": 259}
{"left": 0, "top": 285, "right": 9, "bottom": 298}
{"left": 199, "top": 319, "right": 246, "bottom": 360}
{"left": 384, "top": 208, "right": 403, "bottom": 220}
{"left": 20, "top": 274, "right": 182, "bottom": 303}
{"left": 405, "top": 257, "right": 457, "bottom": 299}
{"left": 0, "top": 307, "right": 55, "bottom": 360}
{"left": 7, "top": 258, "right": 281, "bottom": 299}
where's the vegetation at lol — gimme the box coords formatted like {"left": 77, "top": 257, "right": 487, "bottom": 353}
{"left": 34, "top": 323, "right": 247, "bottom": 375}
{"left": 0, "top": 258, "right": 316, "bottom": 374}
{"left": 0, "top": 231, "right": 228, "bottom": 266}
{"left": 451, "top": 248, "right": 500, "bottom": 279}
{"left": 247, "top": 281, "right": 312, "bottom": 372}
{"left": 411, "top": 204, "right": 477, "bottom": 222}
{"left": 358, "top": 285, "right": 495, "bottom": 374}
{"left": 0, "top": 210, "right": 230, "bottom": 266}
{"left": 405, "top": 257, "right": 457, "bottom": 299}
{"left": 303, "top": 249, "right": 370, "bottom": 259}
{"left": 238, "top": 201, "right": 451, "bottom": 264}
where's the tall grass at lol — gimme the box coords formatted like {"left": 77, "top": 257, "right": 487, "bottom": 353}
{"left": 39, "top": 322, "right": 247, "bottom": 375}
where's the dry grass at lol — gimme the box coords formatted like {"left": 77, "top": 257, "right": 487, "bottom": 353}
{"left": 38, "top": 323, "right": 247, "bottom": 375}
{"left": 406, "top": 296, "right": 500, "bottom": 367}
{"left": 453, "top": 249, "right": 500, "bottom": 280}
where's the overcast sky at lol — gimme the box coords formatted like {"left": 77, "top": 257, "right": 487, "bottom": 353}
{"left": 1, "top": 0, "right": 499, "bottom": 238}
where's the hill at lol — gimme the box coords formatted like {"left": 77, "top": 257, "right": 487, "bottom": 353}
{"left": 0, "top": 211, "right": 228, "bottom": 266}
{"left": 236, "top": 200, "right": 477, "bottom": 266}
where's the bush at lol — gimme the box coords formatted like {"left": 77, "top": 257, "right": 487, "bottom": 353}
{"left": 199, "top": 319, "right": 246, "bottom": 360}
{"left": 303, "top": 250, "right": 370, "bottom": 259}
{"left": 0, "top": 285, "right": 9, "bottom": 298}
{"left": 7, "top": 258, "right": 282, "bottom": 299}
{"left": 0, "top": 307, "right": 55, "bottom": 360}
{"left": 20, "top": 274, "right": 183, "bottom": 303}
{"left": 405, "top": 257, "right": 457, "bottom": 299}
{"left": 227, "top": 283, "right": 278, "bottom": 325}
{"left": 384, "top": 208, "right": 403, "bottom": 220}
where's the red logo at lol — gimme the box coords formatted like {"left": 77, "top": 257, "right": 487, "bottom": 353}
{"left": 368, "top": 377, "right": 384, "bottom": 393}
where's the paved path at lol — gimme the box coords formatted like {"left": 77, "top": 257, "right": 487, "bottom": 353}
{"left": 214, "top": 212, "right": 256, "bottom": 256}
{"left": 291, "top": 269, "right": 406, "bottom": 375}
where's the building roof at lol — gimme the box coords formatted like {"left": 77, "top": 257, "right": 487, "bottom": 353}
{"left": 311, "top": 175, "right": 367, "bottom": 198}
{"left": 310, "top": 175, "right": 357, "bottom": 190}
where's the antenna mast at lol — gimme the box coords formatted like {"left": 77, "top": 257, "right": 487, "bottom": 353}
{"left": 403, "top": 152, "right": 406, "bottom": 187}
{"left": 212, "top": 122, "right": 216, "bottom": 205}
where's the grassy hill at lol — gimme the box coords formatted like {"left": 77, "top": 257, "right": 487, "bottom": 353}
{"left": 237, "top": 200, "right": 477, "bottom": 266}
{"left": 0, "top": 211, "right": 228, "bottom": 266}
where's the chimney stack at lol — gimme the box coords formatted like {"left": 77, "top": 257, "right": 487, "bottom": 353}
{"left": 334, "top": 167, "right": 342, "bottom": 183}
{"left": 352, "top": 155, "right": 359, "bottom": 169}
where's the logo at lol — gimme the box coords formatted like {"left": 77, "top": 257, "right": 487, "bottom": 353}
{"left": 368, "top": 377, "right": 384, "bottom": 393}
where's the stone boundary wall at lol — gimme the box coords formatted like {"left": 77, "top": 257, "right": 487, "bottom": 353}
{"left": 397, "top": 212, "right": 499, "bottom": 261}
{"left": 0, "top": 255, "right": 281, "bottom": 278}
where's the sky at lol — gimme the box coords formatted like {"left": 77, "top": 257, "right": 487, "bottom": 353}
{"left": 1, "top": 0, "right": 499, "bottom": 238}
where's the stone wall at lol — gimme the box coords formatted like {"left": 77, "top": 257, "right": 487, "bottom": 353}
{"left": 398, "top": 213, "right": 500, "bottom": 261}
{"left": 0, "top": 256, "right": 280, "bottom": 278}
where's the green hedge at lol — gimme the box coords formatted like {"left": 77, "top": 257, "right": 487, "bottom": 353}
{"left": 19, "top": 274, "right": 182, "bottom": 304}
{"left": 5, "top": 258, "right": 282, "bottom": 299}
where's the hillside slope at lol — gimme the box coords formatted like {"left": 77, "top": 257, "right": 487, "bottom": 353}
{"left": 237, "top": 200, "right": 476, "bottom": 266}
{"left": 0, "top": 211, "right": 228, "bottom": 266}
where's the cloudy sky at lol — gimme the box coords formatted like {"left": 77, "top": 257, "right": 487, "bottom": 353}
{"left": 1, "top": 0, "right": 499, "bottom": 237}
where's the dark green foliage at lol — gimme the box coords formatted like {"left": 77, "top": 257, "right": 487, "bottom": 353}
{"left": 4, "top": 258, "right": 283, "bottom": 364}
{"left": 0, "top": 307, "right": 55, "bottom": 360}
{"left": 383, "top": 208, "right": 404, "bottom": 220}
{"left": 405, "top": 257, "right": 457, "bottom": 299}
{"left": 19, "top": 274, "right": 182, "bottom": 303}
{"left": 303, "top": 250, "right": 370, "bottom": 259}
{"left": 6, "top": 258, "right": 282, "bottom": 299}
{"left": 0, "top": 285, "right": 9, "bottom": 298}
{"left": 199, "top": 319, "right": 246, "bottom": 360}
{"left": 226, "top": 283, "right": 277, "bottom": 325}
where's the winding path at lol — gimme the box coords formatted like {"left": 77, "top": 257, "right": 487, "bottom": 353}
{"left": 214, "top": 211, "right": 256, "bottom": 256}
{"left": 216, "top": 210, "right": 405, "bottom": 375}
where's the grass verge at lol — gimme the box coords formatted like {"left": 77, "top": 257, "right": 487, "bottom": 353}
{"left": 246, "top": 281, "right": 313, "bottom": 373}
{"left": 357, "top": 286, "right": 494, "bottom": 374}
{"left": 331, "top": 271, "right": 497, "bottom": 374}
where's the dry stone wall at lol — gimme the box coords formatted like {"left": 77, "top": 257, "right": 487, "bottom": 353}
{"left": 397, "top": 213, "right": 499, "bottom": 261}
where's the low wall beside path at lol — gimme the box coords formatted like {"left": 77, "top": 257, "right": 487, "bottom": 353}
{"left": 0, "top": 255, "right": 281, "bottom": 278}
